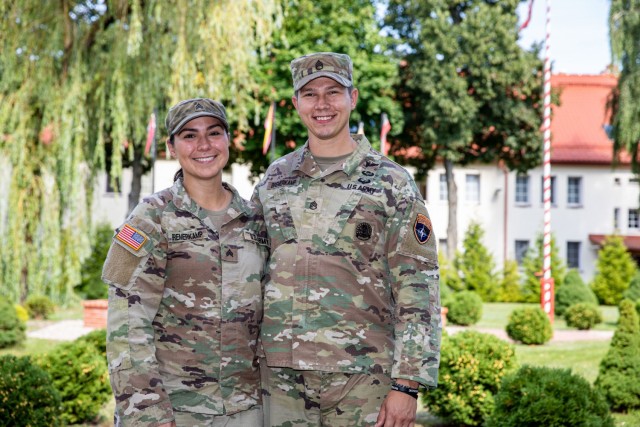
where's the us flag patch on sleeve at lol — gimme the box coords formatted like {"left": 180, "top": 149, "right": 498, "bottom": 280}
{"left": 116, "top": 224, "right": 147, "bottom": 251}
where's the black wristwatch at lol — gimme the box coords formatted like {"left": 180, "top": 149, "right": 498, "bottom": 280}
{"left": 390, "top": 382, "right": 419, "bottom": 399}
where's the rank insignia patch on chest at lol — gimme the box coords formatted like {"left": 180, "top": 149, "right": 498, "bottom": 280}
{"left": 116, "top": 224, "right": 147, "bottom": 251}
{"left": 355, "top": 222, "right": 372, "bottom": 241}
{"left": 413, "top": 214, "right": 432, "bottom": 245}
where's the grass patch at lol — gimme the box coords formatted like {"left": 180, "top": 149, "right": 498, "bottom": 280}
{"left": 0, "top": 338, "right": 63, "bottom": 357}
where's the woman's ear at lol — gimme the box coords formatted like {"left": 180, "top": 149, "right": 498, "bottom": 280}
{"left": 166, "top": 137, "right": 175, "bottom": 157}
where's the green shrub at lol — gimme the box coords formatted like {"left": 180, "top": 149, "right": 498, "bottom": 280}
{"left": 623, "top": 270, "right": 640, "bottom": 302}
{"left": 75, "top": 223, "right": 113, "bottom": 300}
{"left": 496, "top": 259, "right": 522, "bottom": 303}
{"left": 75, "top": 328, "right": 107, "bottom": 359}
{"left": 14, "top": 304, "right": 29, "bottom": 322}
{"left": 591, "top": 235, "right": 637, "bottom": 305}
{"left": 564, "top": 302, "right": 602, "bottom": 330}
{"left": 521, "top": 233, "right": 566, "bottom": 303}
{"left": 486, "top": 365, "right": 613, "bottom": 427}
{"left": 457, "top": 221, "right": 498, "bottom": 301}
{"left": 555, "top": 269, "right": 598, "bottom": 316}
{"left": 0, "top": 355, "right": 62, "bottom": 426}
{"left": 506, "top": 306, "right": 552, "bottom": 345}
{"left": 0, "top": 297, "right": 26, "bottom": 349}
{"left": 447, "top": 290, "right": 483, "bottom": 326}
{"left": 35, "top": 340, "right": 111, "bottom": 425}
{"left": 24, "top": 294, "right": 55, "bottom": 320}
{"left": 595, "top": 299, "right": 640, "bottom": 412}
{"left": 421, "top": 330, "right": 517, "bottom": 426}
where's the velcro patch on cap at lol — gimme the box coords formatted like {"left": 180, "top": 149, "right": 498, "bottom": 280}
{"left": 116, "top": 224, "right": 148, "bottom": 251}
{"left": 413, "top": 214, "right": 432, "bottom": 245}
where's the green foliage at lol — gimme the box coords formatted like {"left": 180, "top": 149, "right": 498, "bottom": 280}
{"left": 0, "top": 355, "right": 62, "bottom": 426}
{"left": 439, "top": 251, "right": 463, "bottom": 294}
{"left": 0, "top": 297, "right": 26, "bottom": 349}
{"left": 555, "top": 269, "right": 598, "bottom": 316}
{"left": 35, "top": 340, "right": 111, "bottom": 425}
{"left": 564, "top": 303, "right": 603, "bottom": 330}
{"left": 591, "top": 235, "right": 637, "bottom": 305}
{"left": 14, "top": 304, "right": 29, "bottom": 322}
{"left": 24, "top": 294, "right": 55, "bottom": 320}
{"left": 421, "top": 330, "right": 517, "bottom": 426}
{"left": 75, "top": 329, "right": 107, "bottom": 359}
{"left": 609, "top": 0, "right": 640, "bottom": 176}
{"left": 486, "top": 365, "right": 614, "bottom": 427}
{"left": 456, "top": 221, "right": 498, "bottom": 301}
{"left": 75, "top": 223, "right": 113, "bottom": 300}
{"left": 521, "top": 233, "right": 566, "bottom": 303}
{"left": 496, "top": 259, "right": 522, "bottom": 302}
{"left": 595, "top": 299, "right": 640, "bottom": 412}
{"left": 506, "top": 306, "right": 552, "bottom": 345}
{"left": 623, "top": 270, "right": 640, "bottom": 302}
{"left": 447, "top": 291, "right": 483, "bottom": 326}
{"left": 232, "top": 0, "right": 402, "bottom": 177}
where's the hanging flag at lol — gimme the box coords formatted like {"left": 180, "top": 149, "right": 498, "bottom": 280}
{"left": 380, "top": 113, "right": 391, "bottom": 156}
{"left": 519, "top": 0, "right": 534, "bottom": 31}
{"left": 262, "top": 102, "right": 275, "bottom": 155}
{"left": 144, "top": 112, "right": 156, "bottom": 156}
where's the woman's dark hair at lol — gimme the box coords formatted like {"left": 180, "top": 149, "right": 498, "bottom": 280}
{"left": 168, "top": 135, "right": 184, "bottom": 182}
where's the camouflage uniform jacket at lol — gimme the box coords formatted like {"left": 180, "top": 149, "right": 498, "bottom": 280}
{"left": 252, "top": 135, "right": 441, "bottom": 388}
{"left": 103, "top": 179, "right": 269, "bottom": 426}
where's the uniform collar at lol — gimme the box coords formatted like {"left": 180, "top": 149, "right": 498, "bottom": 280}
{"left": 293, "top": 134, "right": 373, "bottom": 177}
{"left": 170, "top": 179, "right": 249, "bottom": 219}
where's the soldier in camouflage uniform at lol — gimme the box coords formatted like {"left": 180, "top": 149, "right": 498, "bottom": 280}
{"left": 103, "top": 98, "right": 269, "bottom": 427}
{"left": 252, "top": 52, "right": 441, "bottom": 427}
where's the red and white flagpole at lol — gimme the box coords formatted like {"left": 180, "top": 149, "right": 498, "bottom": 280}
{"left": 541, "top": 0, "right": 554, "bottom": 322}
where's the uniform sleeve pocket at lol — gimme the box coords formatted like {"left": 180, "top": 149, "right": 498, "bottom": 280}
{"left": 102, "top": 236, "right": 152, "bottom": 291}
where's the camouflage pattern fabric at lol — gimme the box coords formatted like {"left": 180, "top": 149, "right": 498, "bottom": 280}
{"left": 261, "top": 362, "right": 392, "bottom": 426}
{"left": 173, "top": 405, "right": 262, "bottom": 426}
{"left": 252, "top": 134, "right": 441, "bottom": 389}
{"left": 290, "top": 51, "right": 353, "bottom": 91}
{"left": 103, "top": 179, "right": 269, "bottom": 426}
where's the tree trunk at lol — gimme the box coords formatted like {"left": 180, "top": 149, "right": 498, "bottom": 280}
{"left": 128, "top": 151, "right": 143, "bottom": 215}
{"left": 445, "top": 158, "right": 458, "bottom": 260}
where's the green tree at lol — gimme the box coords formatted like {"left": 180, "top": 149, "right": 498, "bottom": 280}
{"left": 75, "top": 223, "right": 113, "bottom": 300}
{"left": 555, "top": 269, "right": 597, "bottom": 316}
{"left": 497, "top": 259, "right": 522, "bottom": 302}
{"left": 591, "top": 235, "right": 637, "bottom": 305}
{"left": 457, "top": 221, "right": 497, "bottom": 301}
{"left": 384, "top": 0, "right": 544, "bottom": 259}
{"left": 0, "top": 1, "right": 279, "bottom": 303}
{"left": 521, "top": 232, "right": 566, "bottom": 303}
{"left": 595, "top": 299, "right": 640, "bottom": 412}
{"left": 231, "top": 0, "right": 402, "bottom": 177}
{"left": 609, "top": 0, "right": 640, "bottom": 174}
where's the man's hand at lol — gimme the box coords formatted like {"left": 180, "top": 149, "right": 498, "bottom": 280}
{"left": 374, "top": 389, "right": 418, "bottom": 427}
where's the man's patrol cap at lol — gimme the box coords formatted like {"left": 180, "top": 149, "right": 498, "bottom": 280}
{"left": 290, "top": 52, "right": 353, "bottom": 91}
{"left": 165, "top": 98, "right": 229, "bottom": 136}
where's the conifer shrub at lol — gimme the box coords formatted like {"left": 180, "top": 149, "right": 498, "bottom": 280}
{"left": 0, "top": 297, "right": 26, "bottom": 349}
{"left": 75, "top": 222, "right": 113, "bottom": 300}
{"left": 75, "top": 328, "right": 107, "bottom": 359}
{"left": 623, "top": 270, "right": 640, "bottom": 302}
{"left": 35, "top": 340, "right": 111, "bottom": 425}
{"left": 421, "top": 330, "right": 517, "bottom": 426}
{"left": 496, "top": 259, "right": 522, "bottom": 302}
{"left": 14, "top": 304, "right": 29, "bottom": 322}
{"left": 506, "top": 306, "right": 552, "bottom": 345}
{"left": 457, "top": 221, "right": 498, "bottom": 301}
{"left": 24, "top": 294, "right": 55, "bottom": 319}
{"left": 555, "top": 269, "right": 598, "bottom": 316}
{"left": 0, "top": 355, "right": 62, "bottom": 426}
{"left": 595, "top": 299, "right": 640, "bottom": 412}
{"left": 486, "top": 365, "right": 613, "bottom": 427}
{"left": 564, "top": 302, "right": 602, "bottom": 330}
{"left": 521, "top": 233, "right": 566, "bottom": 303}
{"left": 446, "top": 290, "right": 483, "bottom": 326}
{"left": 591, "top": 235, "right": 637, "bottom": 305}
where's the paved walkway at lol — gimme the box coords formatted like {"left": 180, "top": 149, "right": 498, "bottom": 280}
{"left": 27, "top": 319, "right": 97, "bottom": 341}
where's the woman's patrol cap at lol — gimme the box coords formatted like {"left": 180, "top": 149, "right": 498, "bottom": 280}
{"left": 165, "top": 98, "right": 229, "bottom": 136}
{"left": 290, "top": 52, "right": 353, "bottom": 91}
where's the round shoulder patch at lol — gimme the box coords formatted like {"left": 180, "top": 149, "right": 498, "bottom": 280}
{"left": 413, "top": 213, "right": 432, "bottom": 245}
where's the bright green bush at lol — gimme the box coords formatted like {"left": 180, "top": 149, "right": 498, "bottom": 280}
{"left": 24, "top": 294, "right": 55, "bottom": 320}
{"left": 591, "top": 235, "right": 637, "bottom": 305}
{"left": 421, "top": 330, "right": 517, "bottom": 426}
{"left": 446, "top": 290, "right": 483, "bottom": 326}
{"left": 623, "top": 270, "right": 640, "bottom": 302}
{"left": 496, "top": 259, "right": 522, "bottom": 303}
{"left": 506, "top": 306, "right": 552, "bottom": 345}
{"left": 35, "top": 340, "right": 111, "bottom": 425}
{"left": 555, "top": 269, "right": 598, "bottom": 316}
{"left": 75, "top": 223, "right": 112, "bottom": 299}
{"left": 75, "top": 328, "right": 107, "bottom": 359}
{"left": 457, "top": 221, "right": 498, "bottom": 301}
{"left": 0, "top": 355, "right": 62, "bottom": 426}
{"left": 0, "top": 297, "right": 26, "bottom": 349}
{"left": 14, "top": 304, "right": 29, "bottom": 322}
{"left": 486, "top": 365, "right": 613, "bottom": 427}
{"left": 595, "top": 299, "right": 640, "bottom": 412}
{"left": 564, "top": 303, "right": 602, "bottom": 330}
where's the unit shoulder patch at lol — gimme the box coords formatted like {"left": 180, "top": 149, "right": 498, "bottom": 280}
{"left": 413, "top": 213, "right": 432, "bottom": 245}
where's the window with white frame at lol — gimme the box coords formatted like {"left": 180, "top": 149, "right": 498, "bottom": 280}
{"left": 567, "top": 241, "right": 581, "bottom": 269}
{"left": 466, "top": 174, "right": 480, "bottom": 203}
{"left": 629, "top": 209, "right": 640, "bottom": 229}
{"left": 439, "top": 173, "right": 447, "bottom": 201}
{"left": 540, "top": 175, "right": 556, "bottom": 205}
{"left": 515, "top": 174, "right": 530, "bottom": 204}
{"left": 515, "top": 240, "right": 530, "bottom": 265}
{"left": 567, "top": 176, "right": 582, "bottom": 206}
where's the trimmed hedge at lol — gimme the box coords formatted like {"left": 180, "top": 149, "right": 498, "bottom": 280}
{"left": 486, "top": 365, "right": 613, "bottom": 426}
{"left": 24, "top": 294, "right": 55, "bottom": 320}
{"left": 555, "top": 269, "right": 597, "bottom": 316}
{"left": 0, "top": 297, "right": 26, "bottom": 349}
{"left": 564, "top": 302, "right": 602, "bottom": 330}
{"left": 506, "top": 306, "right": 552, "bottom": 345}
{"left": 446, "top": 290, "right": 483, "bottom": 326}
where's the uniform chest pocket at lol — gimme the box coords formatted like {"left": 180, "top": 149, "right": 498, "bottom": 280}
{"left": 221, "top": 233, "right": 267, "bottom": 288}
{"left": 263, "top": 190, "right": 297, "bottom": 248}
